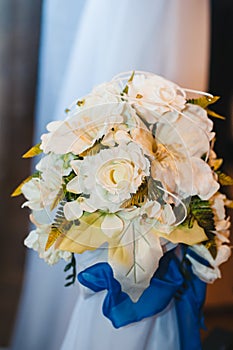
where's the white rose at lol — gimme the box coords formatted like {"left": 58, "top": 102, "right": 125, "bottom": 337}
{"left": 41, "top": 103, "right": 125, "bottom": 155}
{"left": 127, "top": 74, "right": 186, "bottom": 123}
{"left": 79, "top": 81, "right": 122, "bottom": 109}
{"left": 64, "top": 142, "right": 150, "bottom": 216}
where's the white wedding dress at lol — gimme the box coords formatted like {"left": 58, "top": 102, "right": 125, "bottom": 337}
{"left": 11, "top": 1, "right": 210, "bottom": 349}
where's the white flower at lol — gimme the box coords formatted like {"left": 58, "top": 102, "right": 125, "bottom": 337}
{"left": 149, "top": 104, "right": 219, "bottom": 200}
{"left": 78, "top": 81, "right": 122, "bottom": 109}
{"left": 127, "top": 74, "right": 186, "bottom": 123}
{"left": 41, "top": 103, "right": 125, "bottom": 155}
{"left": 21, "top": 178, "right": 43, "bottom": 210}
{"left": 24, "top": 213, "right": 71, "bottom": 265}
{"left": 65, "top": 142, "right": 150, "bottom": 215}
{"left": 186, "top": 244, "right": 231, "bottom": 283}
{"left": 101, "top": 125, "right": 132, "bottom": 147}
{"left": 210, "top": 193, "right": 231, "bottom": 244}
{"left": 36, "top": 153, "right": 74, "bottom": 178}
{"left": 22, "top": 153, "right": 74, "bottom": 210}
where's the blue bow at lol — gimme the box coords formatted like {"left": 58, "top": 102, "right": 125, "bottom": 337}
{"left": 78, "top": 248, "right": 206, "bottom": 350}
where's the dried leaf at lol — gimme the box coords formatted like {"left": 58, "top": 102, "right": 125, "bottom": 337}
{"left": 122, "top": 71, "right": 135, "bottom": 94}
{"left": 121, "top": 181, "right": 148, "bottom": 208}
{"left": 77, "top": 99, "right": 85, "bottom": 106}
{"left": 50, "top": 187, "right": 65, "bottom": 211}
{"left": 217, "top": 171, "right": 233, "bottom": 186}
{"left": 79, "top": 140, "right": 106, "bottom": 157}
{"left": 121, "top": 179, "right": 164, "bottom": 209}
{"left": 45, "top": 202, "right": 73, "bottom": 250}
{"left": 206, "top": 108, "right": 225, "bottom": 120}
{"left": 209, "top": 157, "right": 223, "bottom": 171}
{"left": 11, "top": 172, "right": 40, "bottom": 197}
{"left": 224, "top": 199, "right": 233, "bottom": 209}
{"left": 22, "top": 143, "right": 42, "bottom": 158}
{"left": 45, "top": 227, "right": 62, "bottom": 251}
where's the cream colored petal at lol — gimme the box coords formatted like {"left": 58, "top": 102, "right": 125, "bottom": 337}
{"left": 66, "top": 176, "right": 81, "bottom": 194}
{"left": 108, "top": 220, "right": 163, "bottom": 302}
{"left": 191, "top": 158, "right": 219, "bottom": 199}
{"left": 215, "top": 245, "right": 231, "bottom": 266}
{"left": 101, "top": 214, "right": 124, "bottom": 238}
{"left": 187, "top": 255, "right": 221, "bottom": 283}
{"left": 63, "top": 201, "right": 83, "bottom": 220}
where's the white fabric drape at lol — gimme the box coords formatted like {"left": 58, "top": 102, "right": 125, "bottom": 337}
{"left": 11, "top": 1, "right": 210, "bottom": 349}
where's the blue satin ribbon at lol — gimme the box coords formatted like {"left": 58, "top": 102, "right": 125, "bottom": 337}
{"left": 78, "top": 248, "right": 206, "bottom": 350}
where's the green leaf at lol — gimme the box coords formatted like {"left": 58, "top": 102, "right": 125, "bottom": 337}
{"left": 64, "top": 263, "right": 72, "bottom": 272}
{"left": 216, "top": 171, "right": 233, "bottom": 186}
{"left": 64, "top": 253, "right": 76, "bottom": 287}
{"left": 128, "top": 70, "right": 135, "bottom": 83}
{"left": 187, "top": 96, "right": 220, "bottom": 109}
{"left": 65, "top": 274, "right": 74, "bottom": 280}
{"left": 22, "top": 143, "right": 42, "bottom": 158}
{"left": 187, "top": 96, "right": 225, "bottom": 120}
{"left": 204, "top": 239, "right": 218, "bottom": 259}
{"left": 185, "top": 196, "right": 218, "bottom": 258}
{"left": 64, "top": 281, "right": 74, "bottom": 287}
{"left": 188, "top": 196, "right": 215, "bottom": 231}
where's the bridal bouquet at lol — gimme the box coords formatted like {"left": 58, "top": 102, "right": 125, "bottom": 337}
{"left": 13, "top": 72, "right": 232, "bottom": 343}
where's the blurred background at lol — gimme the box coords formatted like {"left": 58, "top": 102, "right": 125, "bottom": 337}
{"left": 0, "top": 0, "right": 232, "bottom": 349}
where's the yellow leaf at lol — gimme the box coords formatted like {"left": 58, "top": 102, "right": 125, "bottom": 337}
{"left": 217, "top": 172, "right": 233, "bottom": 186}
{"left": 224, "top": 199, "right": 233, "bottom": 209}
{"left": 77, "top": 99, "right": 85, "bottom": 107}
{"left": 79, "top": 140, "right": 106, "bottom": 157}
{"left": 50, "top": 187, "right": 65, "bottom": 211}
{"left": 157, "top": 221, "right": 207, "bottom": 245}
{"left": 108, "top": 245, "right": 131, "bottom": 267}
{"left": 188, "top": 96, "right": 220, "bottom": 109}
{"left": 206, "top": 108, "right": 225, "bottom": 120}
{"left": 57, "top": 212, "right": 109, "bottom": 254}
{"left": 209, "top": 157, "right": 223, "bottom": 171}
{"left": 45, "top": 227, "right": 62, "bottom": 251}
{"left": 128, "top": 70, "right": 135, "bottom": 83}
{"left": 22, "top": 143, "right": 42, "bottom": 158}
{"left": 11, "top": 174, "right": 35, "bottom": 197}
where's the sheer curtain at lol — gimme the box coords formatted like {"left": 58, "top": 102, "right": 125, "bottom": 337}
{"left": 11, "top": 1, "right": 210, "bottom": 349}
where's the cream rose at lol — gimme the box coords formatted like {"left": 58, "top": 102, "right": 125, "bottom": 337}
{"left": 64, "top": 142, "right": 150, "bottom": 217}
{"left": 127, "top": 73, "right": 186, "bottom": 123}
{"left": 41, "top": 103, "right": 125, "bottom": 155}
